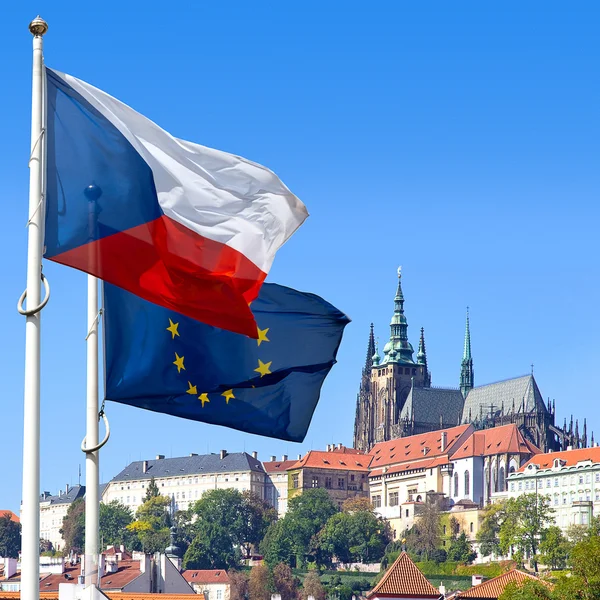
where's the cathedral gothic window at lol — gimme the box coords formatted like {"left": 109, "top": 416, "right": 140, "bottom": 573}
{"left": 454, "top": 473, "right": 459, "bottom": 497}
{"left": 499, "top": 467, "right": 505, "bottom": 492}
{"left": 464, "top": 471, "right": 470, "bottom": 497}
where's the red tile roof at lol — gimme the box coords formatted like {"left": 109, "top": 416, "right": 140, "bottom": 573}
{"left": 368, "top": 552, "right": 440, "bottom": 598}
{"left": 182, "top": 570, "right": 230, "bottom": 584}
{"left": 519, "top": 446, "right": 600, "bottom": 472}
{"left": 262, "top": 460, "right": 298, "bottom": 473}
{"left": 451, "top": 424, "right": 540, "bottom": 460}
{"left": 289, "top": 449, "right": 371, "bottom": 472}
{"left": 0, "top": 511, "right": 20, "bottom": 523}
{"left": 0, "top": 594, "right": 202, "bottom": 600}
{"left": 368, "top": 425, "right": 472, "bottom": 475}
{"left": 456, "top": 570, "right": 552, "bottom": 598}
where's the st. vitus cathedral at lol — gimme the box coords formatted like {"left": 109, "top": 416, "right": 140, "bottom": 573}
{"left": 353, "top": 268, "right": 589, "bottom": 453}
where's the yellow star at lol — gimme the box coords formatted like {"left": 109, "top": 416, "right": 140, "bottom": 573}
{"left": 221, "top": 389, "right": 235, "bottom": 404}
{"left": 173, "top": 353, "right": 185, "bottom": 373}
{"left": 166, "top": 319, "right": 180, "bottom": 339}
{"left": 198, "top": 393, "right": 210, "bottom": 408}
{"left": 186, "top": 381, "right": 197, "bottom": 395}
{"left": 254, "top": 359, "right": 273, "bottom": 378}
{"left": 257, "top": 327, "right": 270, "bottom": 346}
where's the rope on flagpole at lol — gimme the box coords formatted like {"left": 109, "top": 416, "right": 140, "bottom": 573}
{"left": 81, "top": 409, "right": 110, "bottom": 454}
{"left": 85, "top": 309, "right": 103, "bottom": 340}
{"left": 17, "top": 272, "right": 50, "bottom": 316}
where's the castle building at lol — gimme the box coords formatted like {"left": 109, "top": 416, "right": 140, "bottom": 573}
{"left": 353, "top": 268, "right": 585, "bottom": 454}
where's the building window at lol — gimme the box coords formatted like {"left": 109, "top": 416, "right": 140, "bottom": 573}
{"left": 586, "top": 474, "right": 591, "bottom": 484}
{"left": 454, "top": 473, "right": 459, "bottom": 497}
{"left": 443, "top": 525, "right": 447, "bottom": 535}
{"left": 325, "top": 477, "right": 332, "bottom": 489}
{"left": 350, "top": 474, "right": 355, "bottom": 481}
{"left": 464, "top": 471, "right": 470, "bottom": 497}
{"left": 217, "top": 591, "right": 222, "bottom": 600}
{"left": 311, "top": 477, "right": 319, "bottom": 488}
{"left": 405, "top": 509, "right": 409, "bottom": 517}
{"left": 546, "top": 479, "right": 551, "bottom": 488}
{"left": 518, "top": 481, "right": 522, "bottom": 491}
{"left": 470, "top": 522, "right": 474, "bottom": 533}
{"left": 510, "top": 483, "right": 515, "bottom": 492}
{"left": 292, "top": 474, "right": 299, "bottom": 489}
{"left": 499, "top": 467, "right": 505, "bottom": 492}
{"left": 579, "top": 475, "right": 584, "bottom": 485}
{"left": 595, "top": 473, "right": 600, "bottom": 483}
{"left": 554, "top": 478, "right": 559, "bottom": 487}
{"left": 338, "top": 478, "right": 345, "bottom": 489}
{"left": 389, "top": 491, "right": 399, "bottom": 506}
{"left": 372, "top": 495, "right": 381, "bottom": 508}
{"left": 525, "top": 481, "right": 530, "bottom": 490}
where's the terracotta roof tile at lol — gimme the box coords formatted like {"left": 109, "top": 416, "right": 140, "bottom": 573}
{"left": 289, "top": 449, "right": 370, "bottom": 472}
{"left": 0, "top": 592, "right": 201, "bottom": 600}
{"left": 451, "top": 425, "right": 541, "bottom": 460}
{"left": 182, "top": 570, "right": 230, "bottom": 584}
{"left": 457, "top": 570, "right": 552, "bottom": 598}
{"left": 519, "top": 446, "right": 600, "bottom": 472}
{"left": 367, "top": 552, "right": 440, "bottom": 598}
{"left": 262, "top": 460, "right": 298, "bottom": 473}
{"left": 369, "top": 425, "right": 472, "bottom": 472}
{"left": 0, "top": 511, "right": 20, "bottom": 523}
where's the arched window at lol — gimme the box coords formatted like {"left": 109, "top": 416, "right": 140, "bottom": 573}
{"left": 454, "top": 472, "right": 459, "bottom": 497}
{"left": 499, "top": 466, "right": 505, "bottom": 492}
{"left": 464, "top": 470, "right": 470, "bottom": 497}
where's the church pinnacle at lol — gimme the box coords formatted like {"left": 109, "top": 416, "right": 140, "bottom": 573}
{"left": 382, "top": 266, "right": 415, "bottom": 364}
{"left": 460, "top": 308, "right": 474, "bottom": 398}
{"left": 417, "top": 327, "right": 432, "bottom": 386}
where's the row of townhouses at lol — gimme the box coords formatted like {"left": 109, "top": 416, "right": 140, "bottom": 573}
{"left": 26, "top": 425, "right": 600, "bottom": 554}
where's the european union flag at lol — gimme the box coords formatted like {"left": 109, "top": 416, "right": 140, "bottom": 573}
{"left": 103, "top": 283, "right": 350, "bottom": 442}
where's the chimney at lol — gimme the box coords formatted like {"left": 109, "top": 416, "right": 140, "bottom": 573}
{"left": 567, "top": 446, "right": 573, "bottom": 451}
{"left": 142, "top": 461, "right": 148, "bottom": 473}
{"left": 252, "top": 451, "right": 258, "bottom": 459}
{"left": 98, "top": 553, "right": 105, "bottom": 580}
{"left": 472, "top": 575, "right": 484, "bottom": 587}
{"left": 5, "top": 558, "right": 18, "bottom": 579}
{"left": 282, "top": 455, "right": 288, "bottom": 461}
{"left": 220, "top": 449, "right": 227, "bottom": 460}
{"left": 326, "top": 444, "right": 331, "bottom": 452}
{"left": 337, "top": 443, "right": 343, "bottom": 450}
{"left": 297, "top": 454, "right": 302, "bottom": 460}
{"left": 156, "top": 454, "right": 165, "bottom": 460}
{"left": 270, "top": 455, "right": 276, "bottom": 462}
{"left": 58, "top": 490, "right": 62, "bottom": 497}
{"left": 189, "top": 453, "right": 198, "bottom": 457}
{"left": 441, "top": 431, "right": 447, "bottom": 453}
{"left": 65, "top": 484, "right": 69, "bottom": 495}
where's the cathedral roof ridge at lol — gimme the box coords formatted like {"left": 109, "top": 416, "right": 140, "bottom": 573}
{"left": 470, "top": 373, "right": 533, "bottom": 390}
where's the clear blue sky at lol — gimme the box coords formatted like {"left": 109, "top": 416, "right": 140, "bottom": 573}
{"left": 2, "top": 2, "right": 599, "bottom": 513}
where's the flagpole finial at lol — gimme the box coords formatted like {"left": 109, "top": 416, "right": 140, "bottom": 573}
{"left": 29, "top": 16, "right": 48, "bottom": 36}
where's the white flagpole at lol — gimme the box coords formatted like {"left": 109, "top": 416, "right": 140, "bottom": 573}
{"left": 21, "top": 16, "right": 48, "bottom": 600}
{"left": 84, "top": 274, "right": 100, "bottom": 587}
{"left": 83, "top": 181, "right": 102, "bottom": 588}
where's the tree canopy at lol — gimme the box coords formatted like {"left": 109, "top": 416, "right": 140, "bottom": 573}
{"left": 0, "top": 513, "right": 21, "bottom": 558}
{"left": 60, "top": 498, "right": 85, "bottom": 554}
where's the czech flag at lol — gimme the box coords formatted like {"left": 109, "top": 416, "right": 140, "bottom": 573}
{"left": 44, "top": 68, "right": 308, "bottom": 337}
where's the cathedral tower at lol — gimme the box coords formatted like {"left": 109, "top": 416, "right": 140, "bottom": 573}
{"left": 460, "top": 308, "right": 474, "bottom": 398}
{"left": 353, "top": 268, "right": 430, "bottom": 450}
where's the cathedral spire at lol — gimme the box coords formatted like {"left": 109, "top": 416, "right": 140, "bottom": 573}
{"left": 417, "top": 327, "right": 431, "bottom": 386}
{"left": 365, "top": 323, "right": 375, "bottom": 372}
{"left": 382, "top": 267, "right": 415, "bottom": 364}
{"left": 460, "top": 308, "right": 474, "bottom": 398}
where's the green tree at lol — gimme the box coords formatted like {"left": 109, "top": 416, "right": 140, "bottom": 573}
{"left": 412, "top": 497, "right": 442, "bottom": 560}
{"left": 240, "top": 491, "right": 278, "bottom": 558}
{"left": 539, "top": 526, "right": 568, "bottom": 570}
{"left": 447, "top": 532, "right": 477, "bottom": 564}
{"left": 99, "top": 501, "right": 134, "bottom": 549}
{"left": 260, "top": 519, "right": 295, "bottom": 567}
{"left": 285, "top": 488, "right": 338, "bottom": 566}
{"left": 60, "top": 498, "right": 85, "bottom": 554}
{"left": 499, "top": 495, "right": 554, "bottom": 572}
{"left": 0, "top": 513, "right": 21, "bottom": 558}
{"left": 553, "top": 535, "right": 600, "bottom": 600}
{"left": 229, "top": 570, "right": 250, "bottom": 600}
{"left": 183, "top": 489, "right": 252, "bottom": 569}
{"left": 128, "top": 495, "right": 171, "bottom": 553}
{"left": 318, "top": 504, "right": 391, "bottom": 564}
{"left": 499, "top": 579, "right": 553, "bottom": 600}
{"left": 477, "top": 501, "right": 507, "bottom": 557}
{"left": 272, "top": 563, "right": 298, "bottom": 600}
{"left": 301, "top": 571, "right": 326, "bottom": 600}
{"left": 248, "top": 564, "right": 271, "bottom": 600}
{"left": 144, "top": 476, "right": 160, "bottom": 501}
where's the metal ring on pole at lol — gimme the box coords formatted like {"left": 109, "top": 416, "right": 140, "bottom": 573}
{"left": 81, "top": 411, "right": 110, "bottom": 454}
{"left": 17, "top": 273, "right": 50, "bottom": 316}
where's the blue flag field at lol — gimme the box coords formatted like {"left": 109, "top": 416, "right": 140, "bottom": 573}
{"left": 103, "top": 282, "right": 349, "bottom": 442}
